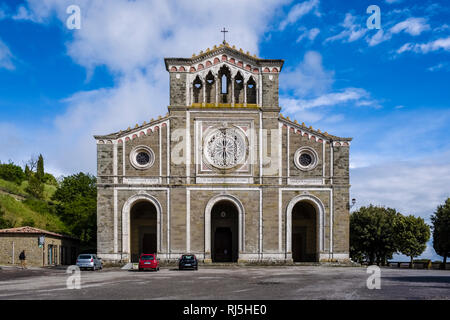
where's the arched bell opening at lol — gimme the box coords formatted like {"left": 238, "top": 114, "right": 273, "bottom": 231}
{"left": 193, "top": 76, "right": 203, "bottom": 104}
{"left": 234, "top": 72, "right": 244, "bottom": 104}
{"left": 205, "top": 72, "right": 215, "bottom": 104}
{"left": 218, "top": 65, "right": 231, "bottom": 104}
{"left": 247, "top": 77, "right": 257, "bottom": 104}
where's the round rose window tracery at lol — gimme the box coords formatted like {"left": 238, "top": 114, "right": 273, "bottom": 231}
{"left": 204, "top": 127, "right": 246, "bottom": 169}
{"left": 130, "top": 146, "right": 155, "bottom": 170}
{"left": 294, "top": 147, "right": 318, "bottom": 171}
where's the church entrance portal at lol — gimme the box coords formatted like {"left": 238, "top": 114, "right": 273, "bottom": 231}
{"left": 130, "top": 201, "right": 157, "bottom": 262}
{"left": 292, "top": 201, "right": 317, "bottom": 262}
{"left": 211, "top": 200, "right": 239, "bottom": 262}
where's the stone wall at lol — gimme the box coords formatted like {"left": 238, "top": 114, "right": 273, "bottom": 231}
{"left": 261, "top": 73, "right": 279, "bottom": 107}
{"left": 0, "top": 234, "right": 79, "bottom": 267}
{"left": 170, "top": 72, "right": 187, "bottom": 106}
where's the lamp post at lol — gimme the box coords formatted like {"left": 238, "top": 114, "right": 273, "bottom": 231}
{"left": 350, "top": 198, "right": 357, "bottom": 210}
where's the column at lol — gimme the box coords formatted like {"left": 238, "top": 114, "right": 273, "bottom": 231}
{"left": 202, "top": 78, "right": 206, "bottom": 106}
{"left": 244, "top": 81, "right": 247, "bottom": 107}
{"left": 231, "top": 76, "right": 235, "bottom": 107}
{"left": 215, "top": 76, "right": 219, "bottom": 106}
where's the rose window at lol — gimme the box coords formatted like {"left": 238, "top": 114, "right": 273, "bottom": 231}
{"left": 204, "top": 128, "right": 246, "bottom": 169}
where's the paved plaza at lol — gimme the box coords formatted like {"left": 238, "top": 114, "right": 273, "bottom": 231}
{"left": 0, "top": 265, "right": 449, "bottom": 300}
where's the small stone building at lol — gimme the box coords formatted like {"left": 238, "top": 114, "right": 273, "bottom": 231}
{"left": 0, "top": 226, "right": 79, "bottom": 267}
{"left": 95, "top": 42, "right": 352, "bottom": 264}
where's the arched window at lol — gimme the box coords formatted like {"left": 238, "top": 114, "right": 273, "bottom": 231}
{"left": 218, "top": 65, "right": 231, "bottom": 103}
{"left": 221, "top": 74, "right": 227, "bottom": 94}
{"left": 205, "top": 72, "right": 215, "bottom": 103}
{"left": 247, "top": 77, "right": 257, "bottom": 104}
{"left": 193, "top": 76, "right": 202, "bottom": 104}
{"left": 234, "top": 72, "right": 244, "bottom": 104}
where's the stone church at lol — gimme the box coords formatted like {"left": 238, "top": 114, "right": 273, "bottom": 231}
{"left": 94, "top": 41, "right": 351, "bottom": 264}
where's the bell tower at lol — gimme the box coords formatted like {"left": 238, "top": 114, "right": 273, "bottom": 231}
{"left": 164, "top": 42, "right": 283, "bottom": 110}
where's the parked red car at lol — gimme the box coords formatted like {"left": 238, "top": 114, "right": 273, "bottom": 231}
{"left": 138, "top": 254, "right": 160, "bottom": 271}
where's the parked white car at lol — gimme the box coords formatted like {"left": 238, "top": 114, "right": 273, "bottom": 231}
{"left": 76, "top": 254, "right": 103, "bottom": 271}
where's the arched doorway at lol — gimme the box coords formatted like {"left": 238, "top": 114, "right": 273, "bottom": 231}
{"left": 291, "top": 201, "right": 317, "bottom": 262}
{"left": 130, "top": 201, "right": 157, "bottom": 262}
{"left": 211, "top": 200, "right": 239, "bottom": 262}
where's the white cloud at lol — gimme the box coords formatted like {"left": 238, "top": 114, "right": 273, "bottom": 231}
{"left": 366, "top": 17, "right": 430, "bottom": 47}
{"left": 327, "top": 14, "right": 430, "bottom": 47}
{"left": 397, "top": 36, "right": 450, "bottom": 54}
{"left": 434, "top": 24, "right": 450, "bottom": 33}
{"left": 390, "top": 17, "right": 431, "bottom": 36}
{"left": 281, "top": 51, "right": 334, "bottom": 98}
{"left": 366, "top": 30, "right": 392, "bottom": 46}
{"left": 296, "top": 27, "right": 320, "bottom": 43}
{"left": 427, "top": 62, "right": 448, "bottom": 72}
{"left": 12, "top": 5, "right": 41, "bottom": 22}
{"left": 0, "top": 39, "right": 15, "bottom": 70}
{"left": 385, "top": 0, "right": 403, "bottom": 3}
{"left": 325, "top": 13, "right": 367, "bottom": 44}
{"left": 280, "top": 51, "right": 379, "bottom": 121}
{"left": 279, "top": 0, "right": 320, "bottom": 30}
{"left": 282, "top": 87, "right": 376, "bottom": 113}
{"left": 1, "top": 0, "right": 290, "bottom": 174}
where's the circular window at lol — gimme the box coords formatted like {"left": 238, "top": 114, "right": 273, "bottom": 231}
{"left": 294, "top": 147, "right": 318, "bottom": 171}
{"left": 130, "top": 146, "right": 155, "bottom": 170}
{"left": 203, "top": 127, "right": 247, "bottom": 169}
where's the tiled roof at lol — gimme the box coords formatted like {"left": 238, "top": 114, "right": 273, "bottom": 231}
{"left": 191, "top": 42, "right": 259, "bottom": 60}
{"left": 164, "top": 42, "right": 284, "bottom": 71}
{"left": 0, "top": 226, "right": 75, "bottom": 239}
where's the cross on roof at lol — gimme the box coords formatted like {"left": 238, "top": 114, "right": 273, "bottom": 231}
{"left": 221, "top": 27, "right": 228, "bottom": 44}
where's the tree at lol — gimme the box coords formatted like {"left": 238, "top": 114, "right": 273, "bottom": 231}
{"left": 43, "top": 173, "right": 58, "bottom": 186}
{"left": 0, "top": 162, "right": 25, "bottom": 184}
{"left": 24, "top": 164, "right": 31, "bottom": 178}
{"left": 52, "top": 173, "right": 97, "bottom": 246}
{"left": 396, "top": 215, "right": 430, "bottom": 268}
{"left": 26, "top": 174, "right": 44, "bottom": 199}
{"left": 350, "top": 205, "right": 401, "bottom": 265}
{"left": 36, "top": 154, "right": 44, "bottom": 182}
{"left": 431, "top": 198, "right": 450, "bottom": 267}
{"left": 26, "top": 155, "right": 38, "bottom": 172}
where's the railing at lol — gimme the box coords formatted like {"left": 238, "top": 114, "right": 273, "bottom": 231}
{"left": 387, "top": 261, "right": 450, "bottom": 270}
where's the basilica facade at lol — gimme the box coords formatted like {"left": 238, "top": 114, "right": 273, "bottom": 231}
{"left": 95, "top": 42, "right": 351, "bottom": 264}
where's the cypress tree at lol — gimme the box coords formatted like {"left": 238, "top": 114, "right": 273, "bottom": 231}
{"left": 36, "top": 154, "right": 44, "bottom": 182}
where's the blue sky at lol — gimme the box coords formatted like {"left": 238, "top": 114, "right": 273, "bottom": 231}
{"left": 0, "top": 0, "right": 449, "bottom": 261}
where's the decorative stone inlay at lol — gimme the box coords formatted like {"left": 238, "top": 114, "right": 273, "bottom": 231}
{"left": 196, "top": 177, "right": 253, "bottom": 184}
{"left": 287, "top": 178, "right": 323, "bottom": 185}
{"left": 122, "top": 178, "right": 160, "bottom": 185}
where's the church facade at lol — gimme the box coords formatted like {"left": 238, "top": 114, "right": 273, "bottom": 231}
{"left": 94, "top": 42, "right": 351, "bottom": 264}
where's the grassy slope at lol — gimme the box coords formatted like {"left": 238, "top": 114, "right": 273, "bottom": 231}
{"left": 0, "top": 178, "right": 68, "bottom": 234}
{"left": 0, "top": 179, "right": 57, "bottom": 201}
